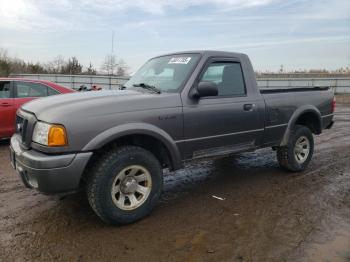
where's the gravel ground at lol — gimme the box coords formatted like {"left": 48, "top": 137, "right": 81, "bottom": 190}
{"left": 0, "top": 105, "right": 349, "bottom": 262}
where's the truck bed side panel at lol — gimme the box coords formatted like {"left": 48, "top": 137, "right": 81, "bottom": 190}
{"left": 261, "top": 89, "right": 333, "bottom": 146}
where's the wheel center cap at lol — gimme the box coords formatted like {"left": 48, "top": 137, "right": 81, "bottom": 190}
{"left": 121, "top": 177, "right": 137, "bottom": 194}
{"left": 295, "top": 146, "right": 303, "bottom": 153}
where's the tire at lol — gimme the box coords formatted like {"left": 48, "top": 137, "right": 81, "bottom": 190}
{"left": 277, "top": 125, "right": 314, "bottom": 172}
{"left": 86, "top": 145, "right": 163, "bottom": 225}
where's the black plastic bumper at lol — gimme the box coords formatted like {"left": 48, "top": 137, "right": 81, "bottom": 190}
{"left": 326, "top": 120, "right": 334, "bottom": 129}
{"left": 10, "top": 134, "right": 92, "bottom": 194}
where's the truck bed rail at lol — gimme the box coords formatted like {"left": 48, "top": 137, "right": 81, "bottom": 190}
{"left": 260, "top": 86, "right": 330, "bottom": 94}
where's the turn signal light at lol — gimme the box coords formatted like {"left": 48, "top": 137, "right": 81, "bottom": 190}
{"left": 48, "top": 125, "right": 68, "bottom": 147}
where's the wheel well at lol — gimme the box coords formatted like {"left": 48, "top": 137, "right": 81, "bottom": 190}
{"left": 295, "top": 112, "right": 321, "bottom": 134}
{"left": 96, "top": 134, "right": 172, "bottom": 168}
{"left": 79, "top": 134, "right": 175, "bottom": 187}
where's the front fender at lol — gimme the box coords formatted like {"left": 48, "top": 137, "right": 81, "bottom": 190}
{"left": 280, "top": 105, "right": 321, "bottom": 146}
{"left": 82, "top": 123, "right": 183, "bottom": 170}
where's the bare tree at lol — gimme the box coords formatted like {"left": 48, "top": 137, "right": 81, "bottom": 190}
{"left": 116, "top": 59, "right": 129, "bottom": 76}
{"left": 61, "top": 56, "right": 83, "bottom": 74}
{"left": 45, "top": 55, "right": 65, "bottom": 73}
{"left": 279, "top": 64, "right": 284, "bottom": 73}
{"left": 84, "top": 62, "right": 97, "bottom": 75}
{"left": 0, "top": 48, "right": 11, "bottom": 76}
{"left": 101, "top": 54, "right": 118, "bottom": 75}
{"left": 53, "top": 55, "right": 65, "bottom": 73}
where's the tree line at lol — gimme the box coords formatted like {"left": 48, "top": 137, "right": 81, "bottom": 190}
{"left": 0, "top": 48, "right": 129, "bottom": 77}
{"left": 1, "top": 48, "right": 349, "bottom": 78}
{"left": 256, "top": 64, "right": 350, "bottom": 78}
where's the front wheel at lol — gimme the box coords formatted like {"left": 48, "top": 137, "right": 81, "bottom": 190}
{"left": 86, "top": 146, "right": 163, "bottom": 224}
{"left": 277, "top": 125, "right": 314, "bottom": 172}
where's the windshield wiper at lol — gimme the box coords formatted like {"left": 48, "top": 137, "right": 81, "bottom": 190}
{"left": 132, "top": 83, "right": 161, "bottom": 94}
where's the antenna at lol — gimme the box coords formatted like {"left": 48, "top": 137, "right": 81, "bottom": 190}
{"left": 111, "top": 30, "right": 115, "bottom": 54}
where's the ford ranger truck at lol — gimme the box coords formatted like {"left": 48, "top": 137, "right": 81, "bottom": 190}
{"left": 10, "top": 51, "right": 335, "bottom": 224}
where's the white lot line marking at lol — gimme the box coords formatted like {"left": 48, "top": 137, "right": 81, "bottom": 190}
{"left": 212, "top": 195, "right": 225, "bottom": 201}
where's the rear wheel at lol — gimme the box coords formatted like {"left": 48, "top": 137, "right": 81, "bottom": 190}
{"left": 86, "top": 146, "right": 163, "bottom": 224}
{"left": 277, "top": 125, "right": 314, "bottom": 172}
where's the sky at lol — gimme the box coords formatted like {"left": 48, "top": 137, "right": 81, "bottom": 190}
{"left": 0, "top": 0, "right": 349, "bottom": 73}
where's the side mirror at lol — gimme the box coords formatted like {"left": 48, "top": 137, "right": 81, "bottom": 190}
{"left": 191, "top": 81, "right": 218, "bottom": 98}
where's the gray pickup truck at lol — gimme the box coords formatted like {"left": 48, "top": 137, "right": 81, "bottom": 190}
{"left": 10, "top": 51, "right": 335, "bottom": 224}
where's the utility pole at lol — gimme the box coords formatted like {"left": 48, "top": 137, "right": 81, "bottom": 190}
{"left": 111, "top": 30, "right": 115, "bottom": 54}
{"left": 111, "top": 30, "right": 115, "bottom": 76}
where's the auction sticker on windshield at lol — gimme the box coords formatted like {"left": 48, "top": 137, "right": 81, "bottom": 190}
{"left": 168, "top": 57, "right": 191, "bottom": 64}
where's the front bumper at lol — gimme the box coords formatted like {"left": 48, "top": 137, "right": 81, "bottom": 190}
{"left": 10, "top": 134, "right": 92, "bottom": 194}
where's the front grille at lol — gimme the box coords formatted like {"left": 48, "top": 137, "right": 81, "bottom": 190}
{"left": 16, "top": 110, "right": 37, "bottom": 148}
{"left": 16, "top": 115, "right": 28, "bottom": 142}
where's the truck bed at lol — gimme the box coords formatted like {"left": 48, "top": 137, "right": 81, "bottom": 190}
{"left": 260, "top": 86, "right": 334, "bottom": 147}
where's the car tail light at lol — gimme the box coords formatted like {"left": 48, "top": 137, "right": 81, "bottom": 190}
{"left": 332, "top": 97, "right": 336, "bottom": 113}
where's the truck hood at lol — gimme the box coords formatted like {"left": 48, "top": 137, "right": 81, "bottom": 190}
{"left": 21, "top": 90, "right": 182, "bottom": 123}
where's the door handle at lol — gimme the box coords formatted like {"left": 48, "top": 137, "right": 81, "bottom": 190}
{"left": 0, "top": 103, "right": 11, "bottom": 107}
{"left": 243, "top": 104, "right": 255, "bottom": 111}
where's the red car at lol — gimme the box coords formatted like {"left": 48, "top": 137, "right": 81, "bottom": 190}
{"left": 0, "top": 78, "right": 74, "bottom": 139}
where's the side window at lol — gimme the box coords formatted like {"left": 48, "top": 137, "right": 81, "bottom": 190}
{"left": 0, "top": 82, "right": 11, "bottom": 98}
{"left": 15, "top": 82, "right": 48, "bottom": 98}
{"left": 201, "top": 62, "right": 246, "bottom": 96}
{"left": 48, "top": 87, "right": 59, "bottom": 96}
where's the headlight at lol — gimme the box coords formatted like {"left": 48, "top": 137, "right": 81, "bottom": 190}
{"left": 32, "top": 122, "right": 68, "bottom": 147}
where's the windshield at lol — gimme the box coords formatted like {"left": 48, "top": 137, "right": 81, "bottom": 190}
{"left": 123, "top": 54, "right": 201, "bottom": 93}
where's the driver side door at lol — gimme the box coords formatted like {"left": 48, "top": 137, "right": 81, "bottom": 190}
{"left": 182, "top": 58, "right": 263, "bottom": 159}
